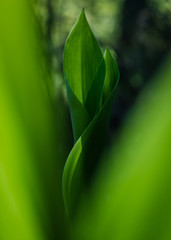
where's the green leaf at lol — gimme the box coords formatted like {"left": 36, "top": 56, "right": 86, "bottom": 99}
{"left": 63, "top": 36, "right": 119, "bottom": 216}
{"left": 63, "top": 9, "right": 106, "bottom": 141}
{"left": 102, "top": 49, "right": 120, "bottom": 104}
{"left": 66, "top": 81, "right": 91, "bottom": 142}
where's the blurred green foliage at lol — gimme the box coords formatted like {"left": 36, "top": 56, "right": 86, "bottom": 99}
{"left": 0, "top": 0, "right": 71, "bottom": 239}
{"left": 0, "top": 0, "right": 171, "bottom": 239}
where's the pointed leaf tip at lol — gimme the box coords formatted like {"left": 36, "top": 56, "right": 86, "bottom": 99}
{"left": 104, "top": 48, "right": 110, "bottom": 58}
{"left": 81, "top": 8, "right": 85, "bottom": 14}
{"left": 78, "top": 8, "right": 89, "bottom": 27}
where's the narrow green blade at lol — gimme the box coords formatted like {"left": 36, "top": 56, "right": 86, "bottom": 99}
{"left": 0, "top": 1, "right": 67, "bottom": 239}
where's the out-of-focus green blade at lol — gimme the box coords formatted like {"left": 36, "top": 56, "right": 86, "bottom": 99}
{"left": 72, "top": 54, "right": 171, "bottom": 240}
{"left": 0, "top": 1, "right": 67, "bottom": 239}
{"left": 63, "top": 9, "right": 106, "bottom": 141}
{"left": 63, "top": 50, "right": 119, "bottom": 217}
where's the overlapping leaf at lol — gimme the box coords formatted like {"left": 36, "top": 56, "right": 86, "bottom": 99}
{"left": 63, "top": 9, "right": 119, "bottom": 216}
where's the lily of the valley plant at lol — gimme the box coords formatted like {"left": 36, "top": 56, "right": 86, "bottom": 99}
{"left": 62, "top": 9, "right": 119, "bottom": 216}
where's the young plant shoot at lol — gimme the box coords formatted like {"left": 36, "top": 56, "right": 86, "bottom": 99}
{"left": 62, "top": 9, "right": 119, "bottom": 217}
